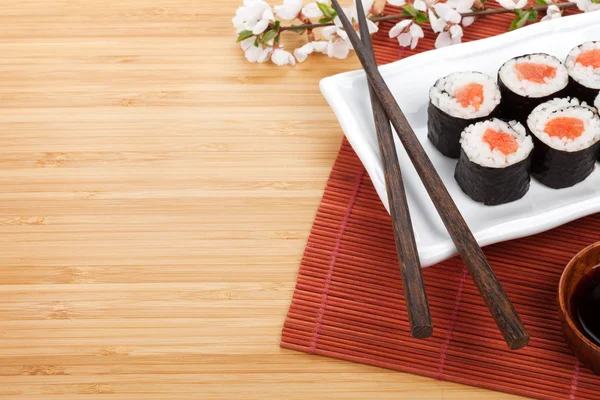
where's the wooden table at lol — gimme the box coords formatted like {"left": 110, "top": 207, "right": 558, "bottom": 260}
{"left": 0, "top": 1, "right": 523, "bottom": 398}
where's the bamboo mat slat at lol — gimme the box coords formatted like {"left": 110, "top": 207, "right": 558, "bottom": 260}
{"left": 280, "top": 7, "right": 600, "bottom": 400}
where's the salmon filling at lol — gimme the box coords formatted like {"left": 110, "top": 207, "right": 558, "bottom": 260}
{"left": 482, "top": 129, "right": 519, "bottom": 155}
{"left": 544, "top": 117, "right": 585, "bottom": 140}
{"left": 454, "top": 83, "right": 484, "bottom": 111}
{"left": 514, "top": 62, "right": 557, "bottom": 83}
{"left": 576, "top": 49, "right": 600, "bottom": 69}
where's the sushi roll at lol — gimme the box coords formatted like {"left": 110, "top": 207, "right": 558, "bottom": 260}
{"left": 566, "top": 42, "right": 600, "bottom": 105}
{"left": 455, "top": 118, "right": 533, "bottom": 205}
{"left": 498, "top": 54, "right": 569, "bottom": 123}
{"left": 428, "top": 72, "right": 501, "bottom": 158}
{"left": 595, "top": 91, "right": 600, "bottom": 114}
{"left": 527, "top": 98, "right": 600, "bottom": 189}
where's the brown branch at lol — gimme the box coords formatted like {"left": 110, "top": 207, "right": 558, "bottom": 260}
{"left": 280, "top": 2, "right": 577, "bottom": 31}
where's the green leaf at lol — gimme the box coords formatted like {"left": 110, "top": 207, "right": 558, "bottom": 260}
{"left": 290, "top": 27, "right": 307, "bottom": 34}
{"left": 528, "top": 10, "right": 538, "bottom": 20}
{"left": 509, "top": 10, "right": 530, "bottom": 31}
{"left": 415, "top": 11, "right": 429, "bottom": 24}
{"left": 317, "top": 2, "right": 337, "bottom": 18}
{"left": 274, "top": 21, "right": 281, "bottom": 30}
{"left": 403, "top": 4, "right": 419, "bottom": 17}
{"left": 254, "top": 37, "right": 259, "bottom": 47}
{"left": 318, "top": 17, "right": 333, "bottom": 23}
{"left": 480, "top": 0, "right": 487, "bottom": 3}
{"left": 402, "top": 9, "right": 412, "bottom": 16}
{"left": 236, "top": 30, "right": 254, "bottom": 43}
{"left": 535, "top": 0, "right": 547, "bottom": 5}
{"left": 592, "top": 0, "right": 598, "bottom": 3}
{"left": 261, "top": 29, "right": 278, "bottom": 44}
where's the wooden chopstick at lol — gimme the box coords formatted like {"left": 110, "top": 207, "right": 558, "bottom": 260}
{"left": 330, "top": 0, "right": 530, "bottom": 350}
{"left": 355, "top": 0, "right": 432, "bottom": 339}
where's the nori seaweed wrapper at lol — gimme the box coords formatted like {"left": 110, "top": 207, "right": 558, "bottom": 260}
{"left": 427, "top": 102, "right": 498, "bottom": 159}
{"left": 528, "top": 132, "right": 600, "bottom": 189}
{"left": 498, "top": 73, "right": 570, "bottom": 124}
{"left": 567, "top": 77, "right": 599, "bottom": 106}
{"left": 454, "top": 149, "right": 532, "bottom": 206}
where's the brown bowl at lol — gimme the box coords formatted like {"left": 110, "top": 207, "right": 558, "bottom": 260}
{"left": 558, "top": 241, "right": 600, "bottom": 375}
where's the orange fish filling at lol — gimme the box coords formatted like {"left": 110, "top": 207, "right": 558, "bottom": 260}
{"left": 514, "top": 62, "right": 557, "bottom": 84}
{"left": 576, "top": 49, "right": 600, "bottom": 69}
{"left": 544, "top": 117, "right": 585, "bottom": 140}
{"left": 454, "top": 83, "right": 484, "bottom": 111}
{"left": 482, "top": 129, "right": 519, "bottom": 155}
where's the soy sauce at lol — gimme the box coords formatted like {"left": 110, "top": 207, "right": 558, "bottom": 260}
{"left": 571, "top": 265, "right": 600, "bottom": 346}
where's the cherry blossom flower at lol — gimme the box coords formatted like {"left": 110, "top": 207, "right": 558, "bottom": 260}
{"left": 232, "top": 0, "right": 275, "bottom": 34}
{"left": 387, "top": 0, "right": 407, "bottom": 6}
{"left": 240, "top": 37, "right": 273, "bottom": 63}
{"left": 429, "top": 3, "right": 465, "bottom": 48}
{"left": 389, "top": 20, "right": 424, "bottom": 49}
{"left": 497, "top": 0, "right": 528, "bottom": 10}
{"left": 541, "top": 4, "right": 562, "bottom": 21}
{"left": 301, "top": 2, "right": 324, "bottom": 18}
{"left": 271, "top": 48, "right": 297, "bottom": 66}
{"left": 322, "top": 26, "right": 352, "bottom": 59}
{"left": 294, "top": 41, "right": 328, "bottom": 62}
{"left": 274, "top": 0, "right": 303, "bottom": 20}
{"left": 575, "top": 0, "right": 600, "bottom": 12}
{"left": 435, "top": 24, "right": 463, "bottom": 48}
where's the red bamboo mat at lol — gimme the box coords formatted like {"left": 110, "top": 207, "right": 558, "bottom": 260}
{"left": 280, "top": 6, "right": 600, "bottom": 400}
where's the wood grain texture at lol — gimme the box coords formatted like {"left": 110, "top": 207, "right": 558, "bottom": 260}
{"left": 330, "top": 0, "right": 529, "bottom": 350}
{"left": 0, "top": 0, "right": 524, "bottom": 398}
{"left": 357, "top": 0, "right": 432, "bottom": 339}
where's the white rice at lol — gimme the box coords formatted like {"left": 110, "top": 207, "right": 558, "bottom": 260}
{"left": 429, "top": 72, "right": 500, "bottom": 119}
{"left": 460, "top": 118, "right": 533, "bottom": 168}
{"left": 566, "top": 41, "right": 600, "bottom": 90}
{"left": 595, "top": 92, "right": 600, "bottom": 113}
{"left": 527, "top": 97, "right": 600, "bottom": 152}
{"left": 499, "top": 54, "right": 568, "bottom": 98}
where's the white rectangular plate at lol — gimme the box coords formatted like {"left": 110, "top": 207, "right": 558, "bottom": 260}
{"left": 320, "top": 12, "right": 600, "bottom": 267}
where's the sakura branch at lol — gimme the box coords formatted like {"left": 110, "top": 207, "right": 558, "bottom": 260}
{"left": 233, "top": 0, "right": 599, "bottom": 66}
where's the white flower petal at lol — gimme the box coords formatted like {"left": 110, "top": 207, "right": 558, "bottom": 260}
{"left": 411, "top": 36, "right": 420, "bottom": 49}
{"left": 321, "top": 25, "right": 338, "bottom": 40}
{"left": 327, "top": 40, "right": 350, "bottom": 59}
{"left": 389, "top": 19, "right": 412, "bottom": 37}
{"left": 414, "top": 0, "right": 428, "bottom": 10}
{"left": 451, "top": 0, "right": 474, "bottom": 12}
{"left": 410, "top": 23, "right": 425, "bottom": 38}
{"left": 240, "top": 37, "right": 256, "bottom": 51}
{"left": 435, "top": 31, "right": 453, "bottom": 48}
{"left": 245, "top": 44, "right": 263, "bottom": 62}
{"left": 262, "top": 7, "right": 275, "bottom": 21}
{"left": 362, "top": 0, "right": 376, "bottom": 13}
{"left": 445, "top": 9, "right": 462, "bottom": 23}
{"left": 274, "top": 0, "right": 303, "bottom": 20}
{"left": 312, "top": 41, "right": 328, "bottom": 53}
{"left": 433, "top": 3, "right": 451, "bottom": 16}
{"left": 449, "top": 24, "right": 463, "bottom": 40}
{"left": 386, "top": 0, "right": 406, "bottom": 5}
{"left": 294, "top": 43, "right": 314, "bottom": 63}
{"left": 429, "top": 10, "right": 447, "bottom": 32}
{"left": 398, "top": 32, "right": 412, "bottom": 47}
{"left": 252, "top": 18, "right": 269, "bottom": 34}
{"left": 258, "top": 47, "right": 274, "bottom": 63}
{"left": 302, "top": 2, "right": 324, "bottom": 18}
{"left": 462, "top": 16, "right": 475, "bottom": 26}
{"left": 366, "top": 19, "right": 379, "bottom": 34}
{"left": 272, "top": 48, "right": 295, "bottom": 66}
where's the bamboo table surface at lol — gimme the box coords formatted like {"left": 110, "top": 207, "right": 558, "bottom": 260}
{"left": 0, "top": 1, "right": 524, "bottom": 398}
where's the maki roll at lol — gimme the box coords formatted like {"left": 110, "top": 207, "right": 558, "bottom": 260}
{"left": 566, "top": 41, "right": 600, "bottom": 105}
{"left": 595, "top": 91, "right": 600, "bottom": 114}
{"left": 455, "top": 118, "right": 533, "bottom": 206}
{"left": 428, "top": 72, "right": 501, "bottom": 158}
{"left": 527, "top": 98, "right": 600, "bottom": 189}
{"left": 498, "top": 54, "right": 569, "bottom": 123}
